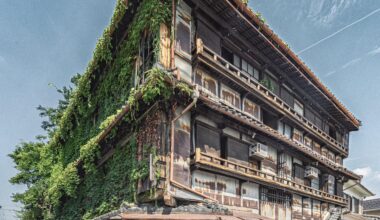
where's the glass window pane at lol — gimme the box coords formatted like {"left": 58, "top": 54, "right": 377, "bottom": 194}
{"left": 294, "top": 99, "right": 304, "bottom": 116}
{"left": 278, "top": 121, "right": 284, "bottom": 134}
{"left": 242, "top": 59, "right": 248, "bottom": 72}
{"left": 233, "top": 54, "right": 240, "bottom": 68}
{"left": 248, "top": 64, "right": 254, "bottom": 75}
{"left": 176, "top": 19, "right": 190, "bottom": 54}
{"left": 284, "top": 124, "right": 292, "bottom": 139}
{"left": 253, "top": 68, "right": 260, "bottom": 80}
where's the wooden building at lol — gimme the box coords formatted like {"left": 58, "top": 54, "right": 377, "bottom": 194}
{"left": 85, "top": 0, "right": 364, "bottom": 219}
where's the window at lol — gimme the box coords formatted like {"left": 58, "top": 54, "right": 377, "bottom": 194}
{"left": 262, "top": 72, "right": 280, "bottom": 95}
{"left": 196, "top": 124, "right": 221, "bottom": 156}
{"left": 353, "top": 197, "right": 359, "bottom": 213}
{"left": 195, "top": 70, "right": 217, "bottom": 95}
{"left": 343, "top": 133, "right": 350, "bottom": 149}
{"left": 175, "top": 16, "right": 191, "bottom": 54}
{"left": 293, "top": 128, "right": 303, "bottom": 143}
{"left": 311, "top": 177, "right": 319, "bottom": 190}
{"left": 243, "top": 98, "right": 261, "bottom": 120}
{"left": 294, "top": 99, "right": 304, "bottom": 116}
{"left": 278, "top": 121, "right": 292, "bottom": 139}
{"left": 304, "top": 136, "right": 312, "bottom": 148}
{"left": 221, "top": 85, "right": 241, "bottom": 109}
{"left": 278, "top": 153, "right": 292, "bottom": 180}
{"left": 232, "top": 54, "right": 259, "bottom": 80}
{"left": 233, "top": 54, "right": 240, "bottom": 68}
{"left": 327, "top": 151, "right": 335, "bottom": 162}
{"left": 336, "top": 156, "right": 342, "bottom": 165}
{"left": 293, "top": 164, "right": 305, "bottom": 185}
{"left": 260, "top": 187, "right": 291, "bottom": 207}
{"left": 313, "top": 142, "right": 321, "bottom": 154}
{"left": 221, "top": 47, "right": 233, "bottom": 64}
{"left": 134, "top": 32, "right": 155, "bottom": 86}
{"left": 280, "top": 86, "right": 294, "bottom": 107}
{"left": 327, "top": 175, "right": 335, "bottom": 195}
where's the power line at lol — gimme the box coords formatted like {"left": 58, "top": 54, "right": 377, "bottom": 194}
{"left": 297, "top": 7, "right": 380, "bottom": 55}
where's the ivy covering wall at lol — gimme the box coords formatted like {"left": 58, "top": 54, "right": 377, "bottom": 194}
{"left": 8, "top": 0, "right": 187, "bottom": 219}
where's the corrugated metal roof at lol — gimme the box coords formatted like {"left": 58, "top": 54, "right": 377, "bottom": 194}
{"left": 364, "top": 198, "right": 380, "bottom": 211}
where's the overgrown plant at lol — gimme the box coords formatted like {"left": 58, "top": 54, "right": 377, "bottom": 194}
{"left": 8, "top": 0, "right": 175, "bottom": 219}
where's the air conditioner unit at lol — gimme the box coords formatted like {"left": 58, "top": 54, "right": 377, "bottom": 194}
{"left": 249, "top": 143, "right": 268, "bottom": 160}
{"left": 305, "top": 166, "right": 319, "bottom": 179}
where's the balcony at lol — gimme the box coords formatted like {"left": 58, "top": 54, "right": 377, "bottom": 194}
{"left": 194, "top": 39, "right": 348, "bottom": 156}
{"left": 193, "top": 148, "right": 347, "bottom": 206}
{"left": 195, "top": 86, "right": 360, "bottom": 180}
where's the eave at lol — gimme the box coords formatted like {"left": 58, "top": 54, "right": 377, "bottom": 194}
{"left": 199, "top": 0, "right": 361, "bottom": 130}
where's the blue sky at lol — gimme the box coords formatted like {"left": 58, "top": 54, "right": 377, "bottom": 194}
{"left": 0, "top": 1, "right": 115, "bottom": 218}
{"left": 0, "top": 0, "right": 380, "bottom": 218}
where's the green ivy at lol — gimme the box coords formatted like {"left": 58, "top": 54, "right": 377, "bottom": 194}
{"left": 9, "top": 0, "right": 176, "bottom": 219}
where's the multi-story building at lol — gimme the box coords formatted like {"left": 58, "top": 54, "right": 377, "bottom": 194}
{"left": 159, "top": 0, "right": 361, "bottom": 219}
{"left": 46, "top": 0, "right": 364, "bottom": 219}
{"left": 343, "top": 179, "right": 374, "bottom": 219}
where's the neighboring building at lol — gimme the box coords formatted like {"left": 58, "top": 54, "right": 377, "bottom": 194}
{"left": 342, "top": 179, "right": 374, "bottom": 220}
{"left": 37, "top": 0, "right": 365, "bottom": 219}
{"left": 364, "top": 198, "right": 380, "bottom": 219}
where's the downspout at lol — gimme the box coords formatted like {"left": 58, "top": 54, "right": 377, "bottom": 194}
{"left": 171, "top": 0, "right": 180, "bottom": 80}
{"left": 168, "top": 89, "right": 215, "bottom": 201}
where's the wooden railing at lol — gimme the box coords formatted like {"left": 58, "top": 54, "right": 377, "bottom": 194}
{"left": 193, "top": 148, "right": 347, "bottom": 206}
{"left": 196, "top": 86, "right": 360, "bottom": 180}
{"left": 194, "top": 40, "right": 348, "bottom": 156}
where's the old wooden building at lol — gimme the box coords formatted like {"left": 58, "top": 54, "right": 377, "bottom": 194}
{"left": 84, "top": 0, "right": 363, "bottom": 220}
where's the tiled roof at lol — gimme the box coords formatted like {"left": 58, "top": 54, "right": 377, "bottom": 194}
{"left": 363, "top": 198, "right": 380, "bottom": 211}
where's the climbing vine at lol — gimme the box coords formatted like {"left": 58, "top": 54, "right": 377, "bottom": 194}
{"left": 8, "top": 0, "right": 187, "bottom": 219}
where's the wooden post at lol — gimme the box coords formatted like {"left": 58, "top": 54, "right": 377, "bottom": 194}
{"left": 196, "top": 38, "right": 204, "bottom": 54}
{"left": 159, "top": 23, "right": 171, "bottom": 69}
{"left": 195, "top": 148, "right": 201, "bottom": 162}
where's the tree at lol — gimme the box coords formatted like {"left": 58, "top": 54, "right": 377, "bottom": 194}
{"left": 8, "top": 74, "right": 80, "bottom": 220}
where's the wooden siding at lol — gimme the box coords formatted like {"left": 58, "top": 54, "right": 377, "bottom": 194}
{"left": 173, "top": 110, "right": 191, "bottom": 186}
{"left": 193, "top": 149, "right": 348, "bottom": 205}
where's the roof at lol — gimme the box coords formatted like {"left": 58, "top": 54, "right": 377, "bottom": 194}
{"left": 93, "top": 204, "right": 271, "bottom": 220}
{"left": 229, "top": 0, "right": 361, "bottom": 129}
{"left": 344, "top": 179, "right": 375, "bottom": 198}
{"left": 364, "top": 198, "right": 380, "bottom": 211}
{"left": 343, "top": 213, "right": 367, "bottom": 220}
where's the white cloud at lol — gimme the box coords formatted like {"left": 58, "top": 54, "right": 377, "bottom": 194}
{"left": 353, "top": 166, "right": 372, "bottom": 177}
{"left": 324, "top": 57, "right": 361, "bottom": 77}
{"left": 325, "top": 70, "right": 336, "bottom": 77}
{"left": 368, "top": 46, "right": 380, "bottom": 56}
{"left": 341, "top": 57, "right": 361, "bottom": 69}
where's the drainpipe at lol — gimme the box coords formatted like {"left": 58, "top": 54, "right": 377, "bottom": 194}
{"left": 168, "top": 89, "right": 215, "bottom": 201}
{"left": 171, "top": 0, "right": 180, "bottom": 80}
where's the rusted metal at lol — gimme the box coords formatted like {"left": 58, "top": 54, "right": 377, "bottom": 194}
{"left": 194, "top": 43, "right": 349, "bottom": 157}
{"left": 194, "top": 149, "right": 348, "bottom": 206}
{"left": 195, "top": 87, "right": 360, "bottom": 180}
{"left": 168, "top": 90, "right": 215, "bottom": 201}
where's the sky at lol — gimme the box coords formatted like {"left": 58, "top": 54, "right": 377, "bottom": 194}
{"left": 0, "top": 0, "right": 380, "bottom": 219}
{"left": 0, "top": 1, "right": 116, "bottom": 219}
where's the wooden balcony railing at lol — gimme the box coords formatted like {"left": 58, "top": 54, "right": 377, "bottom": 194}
{"left": 196, "top": 87, "right": 360, "bottom": 180}
{"left": 193, "top": 148, "right": 347, "bottom": 206}
{"left": 194, "top": 39, "right": 348, "bottom": 156}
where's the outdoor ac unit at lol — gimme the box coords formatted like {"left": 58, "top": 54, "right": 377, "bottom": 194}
{"left": 249, "top": 143, "right": 268, "bottom": 160}
{"left": 305, "top": 166, "right": 319, "bottom": 179}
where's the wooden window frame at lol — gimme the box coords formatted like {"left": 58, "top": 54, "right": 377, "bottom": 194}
{"left": 243, "top": 98, "right": 261, "bottom": 121}
{"left": 221, "top": 84, "right": 241, "bottom": 109}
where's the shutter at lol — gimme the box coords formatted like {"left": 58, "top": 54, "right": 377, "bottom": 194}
{"left": 280, "top": 87, "right": 294, "bottom": 107}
